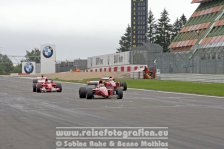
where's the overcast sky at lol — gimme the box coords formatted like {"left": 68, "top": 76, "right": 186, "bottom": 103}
{"left": 0, "top": 0, "right": 199, "bottom": 60}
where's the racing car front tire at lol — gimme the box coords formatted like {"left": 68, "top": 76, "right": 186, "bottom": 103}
{"left": 33, "top": 83, "right": 37, "bottom": 92}
{"left": 86, "top": 88, "right": 94, "bottom": 99}
{"left": 33, "top": 79, "right": 38, "bottom": 84}
{"left": 36, "top": 84, "right": 42, "bottom": 93}
{"left": 121, "top": 82, "right": 127, "bottom": 91}
{"left": 79, "top": 87, "right": 87, "bottom": 98}
{"left": 56, "top": 83, "right": 62, "bottom": 92}
{"left": 117, "top": 88, "right": 123, "bottom": 99}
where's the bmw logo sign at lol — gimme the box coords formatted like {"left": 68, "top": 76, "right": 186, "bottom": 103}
{"left": 43, "top": 46, "right": 54, "bottom": 58}
{"left": 24, "top": 62, "right": 34, "bottom": 74}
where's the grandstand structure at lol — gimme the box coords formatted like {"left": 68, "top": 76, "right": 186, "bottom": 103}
{"left": 169, "top": 0, "right": 224, "bottom": 53}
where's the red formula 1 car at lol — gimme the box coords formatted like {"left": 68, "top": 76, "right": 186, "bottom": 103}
{"left": 79, "top": 80, "right": 123, "bottom": 99}
{"left": 32, "top": 77, "right": 62, "bottom": 93}
{"left": 101, "top": 77, "right": 127, "bottom": 91}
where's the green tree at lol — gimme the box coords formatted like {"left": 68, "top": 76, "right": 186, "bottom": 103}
{"left": 171, "top": 14, "right": 187, "bottom": 41}
{"left": 117, "top": 25, "right": 131, "bottom": 52}
{"left": 12, "top": 63, "right": 22, "bottom": 73}
{"left": 155, "top": 9, "right": 172, "bottom": 52}
{"left": 25, "top": 48, "right": 40, "bottom": 63}
{"left": 171, "top": 18, "right": 181, "bottom": 40}
{"left": 147, "top": 10, "right": 157, "bottom": 43}
{"left": 0, "top": 54, "right": 14, "bottom": 74}
{"left": 180, "top": 14, "right": 187, "bottom": 28}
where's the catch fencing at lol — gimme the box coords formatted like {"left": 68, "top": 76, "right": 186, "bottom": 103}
{"left": 56, "top": 59, "right": 87, "bottom": 72}
{"left": 130, "top": 43, "right": 224, "bottom": 74}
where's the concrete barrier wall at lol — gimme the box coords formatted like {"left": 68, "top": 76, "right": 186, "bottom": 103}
{"left": 87, "top": 51, "right": 130, "bottom": 68}
{"left": 87, "top": 65, "right": 147, "bottom": 73}
{"left": 160, "top": 73, "right": 224, "bottom": 83}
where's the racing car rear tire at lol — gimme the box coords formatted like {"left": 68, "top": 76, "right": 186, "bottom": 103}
{"left": 86, "top": 88, "right": 94, "bottom": 99}
{"left": 33, "top": 83, "right": 37, "bottom": 92}
{"left": 33, "top": 79, "right": 38, "bottom": 84}
{"left": 117, "top": 88, "right": 123, "bottom": 99}
{"left": 79, "top": 87, "right": 87, "bottom": 98}
{"left": 121, "top": 82, "right": 127, "bottom": 91}
{"left": 56, "top": 83, "right": 62, "bottom": 92}
{"left": 36, "top": 84, "right": 42, "bottom": 93}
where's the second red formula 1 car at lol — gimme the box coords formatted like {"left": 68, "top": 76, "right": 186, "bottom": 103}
{"left": 33, "top": 77, "right": 62, "bottom": 93}
{"left": 79, "top": 80, "right": 123, "bottom": 99}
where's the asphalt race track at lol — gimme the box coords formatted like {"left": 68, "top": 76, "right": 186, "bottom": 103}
{"left": 0, "top": 76, "right": 224, "bottom": 149}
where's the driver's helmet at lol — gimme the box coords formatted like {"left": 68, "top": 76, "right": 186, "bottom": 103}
{"left": 40, "top": 75, "right": 45, "bottom": 80}
{"left": 98, "top": 80, "right": 105, "bottom": 87}
{"left": 109, "top": 76, "right": 113, "bottom": 81}
{"left": 45, "top": 78, "right": 48, "bottom": 82}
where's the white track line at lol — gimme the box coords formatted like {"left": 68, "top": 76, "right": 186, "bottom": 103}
{"left": 128, "top": 88, "right": 224, "bottom": 99}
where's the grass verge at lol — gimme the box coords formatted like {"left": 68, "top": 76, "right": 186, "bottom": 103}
{"left": 54, "top": 78, "right": 224, "bottom": 97}
{"left": 121, "top": 79, "right": 224, "bottom": 97}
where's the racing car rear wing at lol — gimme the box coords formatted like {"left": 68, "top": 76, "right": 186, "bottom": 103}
{"left": 87, "top": 81, "right": 99, "bottom": 85}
